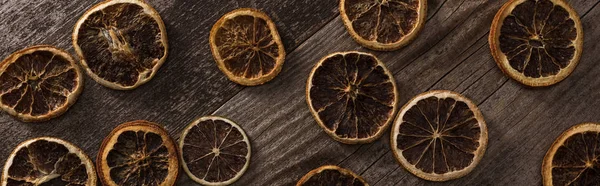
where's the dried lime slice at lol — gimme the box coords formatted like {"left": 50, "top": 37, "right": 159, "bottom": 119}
{"left": 390, "top": 90, "right": 488, "bottom": 181}
{"left": 340, "top": 0, "right": 427, "bottom": 51}
{"left": 97, "top": 121, "right": 179, "bottom": 186}
{"left": 1, "top": 137, "right": 97, "bottom": 185}
{"left": 0, "top": 45, "right": 83, "bottom": 122}
{"left": 306, "top": 51, "right": 398, "bottom": 144}
{"left": 179, "top": 116, "right": 251, "bottom": 185}
{"left": 73, "top": 0, "right": 168, "bottom": 90}
{"left": 490, "top": 0, "right": 583, "bottom": 86}
{"left": 296, "top": 165, "right": 368, "bottom": 186}
{"left": 543, "top": 123, "right": 600, "bottom": 185}
{"left": 210, "top": 8, "right": 285, "bottom": 86}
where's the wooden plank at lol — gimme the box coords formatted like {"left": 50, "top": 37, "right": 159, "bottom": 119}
{"left": 175, "top": 0, "right": 600, "bottom": 185}
{"left": 2, "top": 0, "right": 600, "bottom": 185}
{"left": 450, "top": 3, "right": 600, "bottom": 185}
{"left": 0, "top": 0, "right": 338, "bottom": 177}
{"left": 361, "top": 1, "right": 600, "bottom": 185}
{"left": 364, "top": 1, "right": 600, "bottom": 185}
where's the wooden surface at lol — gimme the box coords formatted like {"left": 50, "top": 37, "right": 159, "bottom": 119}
{"left": 0, "top": 0, "right": 599, "bottom": 185}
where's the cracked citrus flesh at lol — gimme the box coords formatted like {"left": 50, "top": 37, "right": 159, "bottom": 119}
{"left": 297, "top": 165, "right": 368, "bottom": 186}
{"left": 179, "top": 116, "right": 250, "bottom": 185}
{"left": 391, "top": 91, "right": 487, "bottom": 181}
{"left": 0, "top": 46, "right": 82, "bottom": 122}
{"left": 2, "top": 137, "right": 96, "bottom": 186}
{"left": 97, "top": 121, "right": 178, "bottom": 186}
{"left": 543, "top": 123, "right": 600, "bottom": 185}
{"left": 210, "top": 8, "right": 285, "bottom": 86}
{"left": 490, "top": 0, "right": 582, "bottom": 86}
{"left": 340, "top": 0, "right": 426, "bottom": 50}
{"left": 73, "top": 0, "right": 167, "bottom": 89}
{"left": 307, "top": 52, "right": 397, "bottom": 144}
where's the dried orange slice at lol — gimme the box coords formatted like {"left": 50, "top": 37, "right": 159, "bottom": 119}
{"left": 210, "top": 8, "right": 286, "bottom": 86}
{"left": 306, "top": 51, "right": 398, "bottom": 144}
{"left": 340, "top": 0, "right": 427, "bottom": 51}
{"left": 0, "top": 45, "right": 83, "bottom": 122}
{"left": 542, "top": 123, "right": 600, "bottom": 185}
{"left": 73, "top": 0, "right": 168, "bottom": 90}
{"left": 1, "top": 137, "right": 97, "bottom": 185}
{"left": 490, "top": 0, "right": 583, "bottom": 87}
{"left": 179, "top": 116, "right": 251, "bottom": 185}
{"left": 390, "top": 90, "right": 488, "bottom": 181}
{"left": 296, "top": 165, "right": 368, "bottom": 186}
{"left": 97, "top": 121, "right": 179, "bottom": 186}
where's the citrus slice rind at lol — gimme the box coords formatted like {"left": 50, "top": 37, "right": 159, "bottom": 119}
{"left": 339, "top": 0, "right": 427, "bottom": 51}
{"left": 179, "top": 116, "right": 251, "bottom": 186}
{"left": 0, "top": 45, "right": 83, "bottom": 122}
{"left": 209, "top": 8, "right": 286, "bottom": 86}
{"left": 97, "top": 121, "right": 179, "bottom": 186}
{"left": 1, "top": 137, "right": 97, "bottom": 186}
{"left": 306, "top": 51, "right": 398, "bottom": 144}
{"left": 390, "top": 90, "right": 488, "bottom": 181}
{"left": 489, "top": 0, "right": 583, "bottom": 87}
{"left": 296, "top": 165, "right": 368, "bottom": 186}
{"left": 542, "top": 123, "right": 600, "bottom": 185}
{"left": 73, "top": 0, "right": 168, "bottom": 90}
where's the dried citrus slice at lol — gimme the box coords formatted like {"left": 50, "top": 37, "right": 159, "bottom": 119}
{"left": 306, "top": 51, "right": 398, "bottom": 144}
{"left": 390, "top": 90, "right": 488, "bottom": 181}
{"left": 1, "top": 137, "right": 97, "bottom": 185}
{"left": 296, "top": 165, "right": 368, "bottom": 186}
{"left": 179, "top": 116, "right": 251, "bottom": 185}
{"left": 542, "top": 123, "right": 600, "bottom": 185}
{"left": 97, "top": 121, "right": 179, "bottom": 186}
{"left": 339, "top": 0, "right": 427, "bottom": 51}
{"left": 73, "top": 0, "right": 168, "bottom": 90}
{"left": 489, "top": 0, "right": 583, "bottom": 87}
{"left": 209, "top": 8, "right": 286, "bottom": 86}
{"left": 0, "top": 45, "right": 83, "bottom": 122}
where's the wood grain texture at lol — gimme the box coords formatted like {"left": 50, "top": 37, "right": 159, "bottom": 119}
{"left": 1, "top": 0, "right": 599, "bottom": 185}
{"left": 0, "top": 0, "right": 338, "bottom": 184}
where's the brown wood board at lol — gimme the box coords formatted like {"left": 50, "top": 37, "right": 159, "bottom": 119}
{"left": 0, "top": 0, "right": 599, "bottom": 185}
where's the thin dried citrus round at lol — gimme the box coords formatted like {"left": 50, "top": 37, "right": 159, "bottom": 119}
{"left": 390, "top": 90, "right": 488, "bottom": 181}
{"left": 489, "top": 0, "right": 583, "bottom": 87}
{"left": 542, "top": 123, "right": 600, "bottom": 185}
{"left": 210, "top": 8, "right": 286, "bottom": 86}
{"left": 179, "top": 116, "right": 251, "bottom": 185}
{"left": 306, "top": 51, "right": 398, "bottom": 144}
{"left": 73, "top": 0, "right": 168, "bottom": 90}
{"left": 0, "top": 45, "right": 83, "bottom": 122}
{"left": 340, "top": 0, "right": 427, "bottom": 51}
{"left": 97, "top": 121, "right": 179, "bottom": 186}
{"left": 296, "top": 165, "right": 368, "bottom": 186}
{"left": 2, "top": 137, "right": 97, "bottom": 185}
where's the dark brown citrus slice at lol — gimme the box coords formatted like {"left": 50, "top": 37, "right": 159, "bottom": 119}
{"left": 0, "top": 45, "right": 83, "bottom": 122}
{"left": 210, "top": 8, "right": 286, "bottom": 86}
{"left": 97, "top": 121, "right": 179, "bottom": 186}
{"left": 73, "top": 0, "right": 168, "bottom": 90}
{"left": 390, "top": 90, "right": 488, "bottom": 181}
{"left": 306, "top": 51, "right": 398, "bottom": 144}
{"left": 340, "top": 0, "right": 427, "bottom": 51}
{"left": 296, "top": 165, "right": 368, "bottom": 186}
{"left": 490, "top": 0, "right": 583, "bottom": 87}
{"left": 542, "top": 123, "right": 600, "bottom": 185}
{"left": 1, "top": 137, "right": 97, "bottom": 185}
{"left": 179, "top": 116, "right": 251, "bottom": 185}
